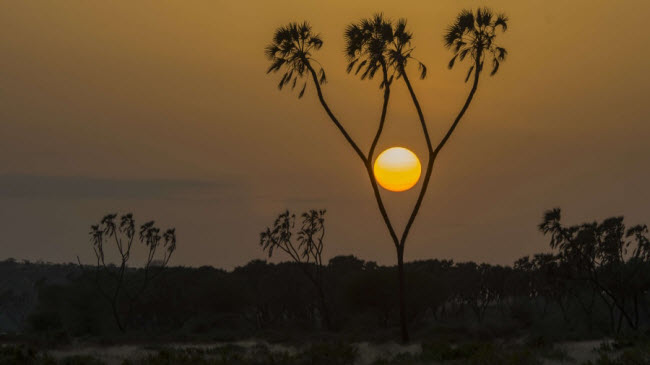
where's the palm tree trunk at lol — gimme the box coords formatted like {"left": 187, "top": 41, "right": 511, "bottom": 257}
{"left": 306, "top": 62, "right": 409, "bottom": 339}
{"left": 306, "top": 63, "right": 400, "bottom": 245}
{"left": 110, "top": 303, "right": 124, "bottom": 332}
{"left": 634, "top": 293, "right": 639, "bottom": 329}
{"left": 305, "top": 64, "right": 366, "bottom": 164}
{"left": 397, "top": 245, "right": 409, "bottom": 342}
{"left": 392, "top": 65, "right": 480, "bottom": 343}
{"left": 399, "top": 63, "right": 481, "bottom": 249}
{"left": 368, "top": 62, "right": 391, "bottom": 160}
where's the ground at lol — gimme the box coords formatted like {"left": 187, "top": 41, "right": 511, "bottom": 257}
{"left": 8, "top": 338, "right": 628, "bottom": 365}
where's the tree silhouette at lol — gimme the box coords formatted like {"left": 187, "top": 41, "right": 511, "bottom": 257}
{"left": 260, "top": 209, "right": 332, "bottom": 329}
{"left": 15, "top": 220, "right": 650, "bottom": 339}
{"left": 344, "top": 15, "right": 429, "bottom": 341}
{"left": 265, "top": 22, "right": 326, "bottom": 99}
{"left": 77, "top": 213, "right": 176, "bottom": 332}
{"left": 265, "top": 9, "right": 508, "bottom": 342}
{"left": 539, "top": 208, "right": 650, "bottom": 332}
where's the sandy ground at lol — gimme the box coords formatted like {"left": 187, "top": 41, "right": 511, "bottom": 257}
{"left": 548, "top": 340, "right": 607, "bottom": 364}
{"left": 46, "top": 339, "right": 607, "bottom": 365}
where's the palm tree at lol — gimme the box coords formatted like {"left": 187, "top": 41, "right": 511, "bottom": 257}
{"left": 381, "top": 18, "right": 429, "bottom": 342}
{"left": 265, "top": 22, "right": 366, "bottom": 162}
{"left": 338, "top": 16, "right": 431, "bottom": 341}
{"left": 405, "top": 6, "right": 508, "bottom": 245}
{"left": 344, "top": 14, "right": 396, "bottom": 165}
{"left": 267, "top": 18, "right": 410, "bottom": 339}
{"left": 344, "top": 14, "right": 393, "bottom": 85}
{"left": 344, "top": 14, "right": 418, "bottom": 342}
{"left": 443, "top": 8, "right": 508, "bottom": 146}
{"left": 265, "top": 20, "right": 400, "bottom": 248}
{"left": 265, "top": 22, "right": 324, "bottom": 98}
{"left": 264, "top": 9, "right": 509, "bottom": 342}
{"left": 407, "top": 8, "right": 508, "bottom": 253}
{"left": 380, "top": 8, "right": 508, "bottom": 341}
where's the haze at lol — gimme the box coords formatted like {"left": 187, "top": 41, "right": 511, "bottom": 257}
{"left": 1, "top": 0, "right": 649, "bottom": 269}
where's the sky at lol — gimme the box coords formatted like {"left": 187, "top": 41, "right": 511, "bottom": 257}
{"left": 1, "top": 1, "right": 649, "bottom": 269}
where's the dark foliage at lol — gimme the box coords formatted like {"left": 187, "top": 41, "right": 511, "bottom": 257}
{"left": 76, "top": 213, "right": 177, "bottom": 332}
{"left": 1, "top": 210, "right": 648, "bottom": 344}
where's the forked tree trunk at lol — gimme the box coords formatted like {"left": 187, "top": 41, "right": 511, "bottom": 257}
{"left": 307, "top": 61, "right": 404, "bottom": 337}
{"left": 306, "top": 57, "right": 482, "bottom": 343}
{"left": 395, "top": 61, "right": 481, "bottom": 342}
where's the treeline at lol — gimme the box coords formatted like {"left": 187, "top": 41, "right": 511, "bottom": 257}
{"left": 1, "top": 209, "right": 650, "bottom": 343}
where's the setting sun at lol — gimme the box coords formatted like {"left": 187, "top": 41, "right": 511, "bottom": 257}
{"left": 373, "top": 147, "right": 422, "bottom": 192}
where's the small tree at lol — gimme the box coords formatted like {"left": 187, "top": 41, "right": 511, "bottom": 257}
{"left": 77, "top": 213, "right": 177, "bottom": 332}
{"left": 539, "top": 208, "right": 650, "bottom": 333}
{"left": 260, "top": 209, "right": 331, "bottom": 329}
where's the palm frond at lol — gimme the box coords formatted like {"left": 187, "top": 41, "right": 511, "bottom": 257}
{"left": 457, "top": 10, "right": 475, "bottom": 32}
{"left": 443, "top": 24, "right": 462, "bottom": 49}
{"left": 265, "top": 21, "right": 326, "bottom": 98}
{"left": 278, "top": 73, "right": 287, "bottom": 90}
{"left": 418, "top": 61, "right": 427, "bottom": 79}
{"left": 495, "top": 13, "right": 508, "bottom": 31}
{"left": 355, "top": 60, "right": 368, "bottom": 75}
{"left": 266, "top": 58, "right": 285, "bottom": 74}
{"left": 465, "top": 65, "right": 474, "bottom": 82}
{"left": 459, "top": 48, "right": 470, "bottom": 61}
{"left": 444, "top": 7, "right": 508, "bottom": 81}
{"left": 319, "top": 68, "right": 327, "bottom": 84}
{"left": 346, "top": 58, "right": 358, "bottom": 73}
{"left": 298, "top": 83, "right": 306, "bottom": 98}
{"left": 476, "top": 7, "right": 493, "bottom": 28}
{"left": 448, "top": 54, "right": 458, "bottom": 69}
{"left": 495, "top": 47, "right": 507, "bottom": 61}
{"left": 490, "top": 58, "right": 500, "bottom": 76}
{"left": 344, "top": 14, "right": 393, "bottom": 82}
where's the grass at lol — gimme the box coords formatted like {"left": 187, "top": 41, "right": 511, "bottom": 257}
{"left": 580, "top": 336, "right": 650, "bottom": 365}
{"left": 371, "top": 341, "right": 542, "bottom": 365}
{"left": 0, "top": 344, "right": 56, "bottom": 365}
{"left": 123, "top": 342, "right": 356, "bottom": 365}
{"left": 6, "top": 337, "right": 650, "bottom": 365}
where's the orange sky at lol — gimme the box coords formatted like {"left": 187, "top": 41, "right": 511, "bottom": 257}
{"left": 1, "top": 1, "right": 649, "bottom": 269}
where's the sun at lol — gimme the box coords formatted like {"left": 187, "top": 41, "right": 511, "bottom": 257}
{"left": 373, "top": 147, "right": 422, "bottom": 192}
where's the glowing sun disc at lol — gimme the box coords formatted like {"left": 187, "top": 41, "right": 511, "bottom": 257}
{"left": 373, "top": 147, "right": 422, "bottom": 192}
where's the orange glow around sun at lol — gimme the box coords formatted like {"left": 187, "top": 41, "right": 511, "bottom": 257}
{"left": 373, "top": 147, "right": 422, "bottom": 192}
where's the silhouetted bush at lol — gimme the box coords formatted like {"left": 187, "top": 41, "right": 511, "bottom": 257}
{"left": 3, "top": 210, "right": 650, "bottom": 344}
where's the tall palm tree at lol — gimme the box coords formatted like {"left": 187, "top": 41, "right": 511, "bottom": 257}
{"left": 344, "top": 14, "right": 393, "bottom": 86}
{"left": 381, "top": 18, "right": 429, "bottom": 342}
{"left": 344, "top": 14, "right": 420, "bottom": 342}
{"left": 400, "top": 8, "right": 509, "bottom": 250}
{"left": 344, "top": 14, "right": 395, "bottom": 165}
{"left": 373, "top": 9, "right": 507, "bottom": 341}
{"left": 345, "top": 14, "right": 426, "bottom": 159}
{"left": 265, "top": 22, "right": 366, "bottom": 162}
{"left": 404, "top": 7, "right": 508, "bottom": 257}
{"left": 266, "top": 17, "right": 406, "bottom": 251}
{"left": 265, "top": 22, "right": 324, "bottom": 98}
{"left": 264, "top": 9, "right": 509, "bottom": 343}
{"left": 443, "top": 7, "right": 508, "bottom": 145}
{"left": 266, "top": 21, "right": 404, "bottom": 336}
